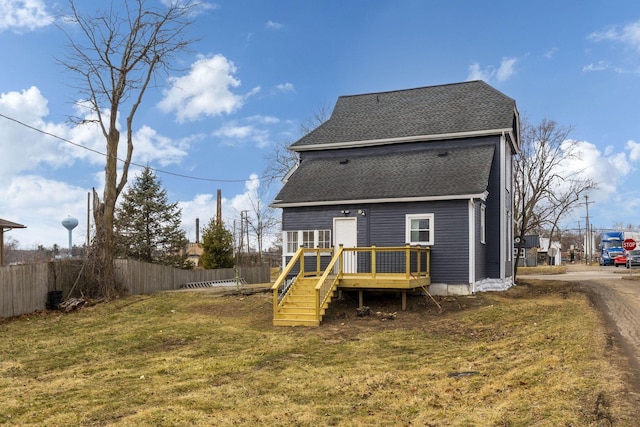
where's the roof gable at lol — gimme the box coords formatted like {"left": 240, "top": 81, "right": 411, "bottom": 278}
{"left": 291, "top": 81, "right": 517, "bottom": 150}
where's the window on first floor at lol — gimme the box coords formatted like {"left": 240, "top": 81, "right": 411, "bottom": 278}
{"left": 405, "top": 213, "right": 434, "bottom": 245}
{"left": 286, "top": 231, "right": 298, "bottom": 254}
{"left": 318, "top": 230, "right": 331, "bottom": 249}
{"left": 302, "top": 230, "right": 314, "bottom": 248}
{"left": 284, "top": 229, "right": 332, "bottom": 254}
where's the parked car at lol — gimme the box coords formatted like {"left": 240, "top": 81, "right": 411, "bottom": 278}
{"left": 614, "top": 254, "right": 627, "bottom": 267}
{"left": 626, "top": 250, "right": 640, "bottom": 269}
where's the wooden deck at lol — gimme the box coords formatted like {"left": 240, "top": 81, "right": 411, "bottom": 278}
{"left": 337, "top": 272, "right": 431, "bottom": 289}
{"left": 272, "top": 245, "right": 430, "bottom": 326}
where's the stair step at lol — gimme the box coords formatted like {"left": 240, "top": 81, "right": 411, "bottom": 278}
{"left": 273, "top": 274, "right": 337, "bottom": 327}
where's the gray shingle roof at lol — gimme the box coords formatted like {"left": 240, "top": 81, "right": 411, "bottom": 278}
{"left": 291, "top": 80, "right": 516, "bottom": 149}
{"left": 272, "top": 144, "right": 495, "bottom": 205}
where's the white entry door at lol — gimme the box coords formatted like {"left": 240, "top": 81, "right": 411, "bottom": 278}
{"left": 334, "top": 217, "right": 357, "bottom": 273}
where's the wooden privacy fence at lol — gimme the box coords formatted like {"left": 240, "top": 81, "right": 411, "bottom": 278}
{"left": 0, "top": 259, "right": 271, "bottom": 318}
{"left": 114, "top": 259, "right": 270, "bottom": 295}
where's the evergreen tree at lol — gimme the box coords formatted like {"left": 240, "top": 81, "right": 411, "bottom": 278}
{"left": 114, "top": 166, "right": 189, "bottom": 267}
{"left": 200, "top": 218, "right": 235, "bottom": 269}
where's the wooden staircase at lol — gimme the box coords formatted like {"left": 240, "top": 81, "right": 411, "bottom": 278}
{"left": 273, "top": 277, "right": 335, "bottom": 326}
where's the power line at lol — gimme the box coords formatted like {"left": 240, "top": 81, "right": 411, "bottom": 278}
{"left": 0, "top": 112, "right": 279, "bottom": 184}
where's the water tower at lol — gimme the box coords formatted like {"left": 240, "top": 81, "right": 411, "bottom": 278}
{"left": 62, "top": 216, "right": 79, "bottom": 258}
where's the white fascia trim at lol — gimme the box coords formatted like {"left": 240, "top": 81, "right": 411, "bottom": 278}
{"left": 291, "top": 128, "right": 513, "bottom": 152}
{"left": 271, "top": 191, "right": 489, "bottom": 208}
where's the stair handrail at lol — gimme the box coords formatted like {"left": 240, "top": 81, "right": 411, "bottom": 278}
{"left": 271, "top": 246, "right": 307, "bottom": 317}
{"left": 314, "top": 245, "right": 344, "bottom": 319}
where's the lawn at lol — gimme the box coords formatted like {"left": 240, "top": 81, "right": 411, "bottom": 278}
{"left": 0, "top": 280, "right": 636, "bottom": 426}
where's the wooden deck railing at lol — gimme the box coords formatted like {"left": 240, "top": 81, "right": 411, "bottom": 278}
{"left": 340, "top": 244, "right": 430, "bottom": 279}
{"left": 272, "top": 244, "right": 431, "bottom": 323}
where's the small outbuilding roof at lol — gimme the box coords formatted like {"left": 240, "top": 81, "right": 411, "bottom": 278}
{"left": 0, "top": 218, "right": 27, "bottom": 231}
{"left": 0, "top": 218, "right": 26, "bottom": 267}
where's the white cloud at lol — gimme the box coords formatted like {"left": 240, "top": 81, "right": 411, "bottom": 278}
{"left": 159, "top": 0, "right": 220, "bottom": 14}
{"left": 0, "top": 0, "right": 52, "bottom": 32}
{"left": 467, "top": 62, "right": 490, "bottom": 82}
{"left": 582, "top": 61, "right": 611, "bottom": 72}
{"left": 559, "top": 140, "right": 634, "bottom": 203}
{"left": 275, "top": 82, "right": 295, "bottom": 93}
{"left": 0, "top": 87, "right": 193, "bottom": 181}
{"left": 589, "top": 19, "right": 640, "bottom": 53}
{"left": 158, "top": 54, "right": 259, "bottom": 123}
{"left": 210, "top": 115, "right": 282, "bottom": 149}
{"left": 213, "top": 119, "right": 271, "bottom": 148}
{"left": 0, "top": 87, "right": 74, "bottom": 179}
{"left": 130, "top": 126, "right": 190, "bottom": 167}
{"left": 496, "top": 57, "right": 517, "bottom": 81}
{"left": 467, "top": 57, "right": 518, "bottom": 83}
{"left": 627, "top": 139, "right": 640, "bottom": 161}
{"left": 0, "top": 175, "right": 91, "bottom": 248}
{"left": 265, "top": 20, "right": 283, "bottom": 30}
{"left": 544, "top": 47, "right": 558, "bottom": 59}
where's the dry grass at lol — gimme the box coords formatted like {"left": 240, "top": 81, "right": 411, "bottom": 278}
{"left": 0, "top": 281, "right": 635, "bottom": 426}
{"left": 516, "top": 265, "right": 567, "bottom": 275}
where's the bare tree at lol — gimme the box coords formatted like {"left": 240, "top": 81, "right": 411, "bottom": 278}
{"left": 246, "top": 189, "right": 280, "bottom": 262}
{"left": 263, "top": 105, "right": 331, "bottom": 188}
{"left": 513, "top": 118, "right": 597, "bottom": 276}
{"left": 58, "top": 0, "right": 199, "bottom": 297}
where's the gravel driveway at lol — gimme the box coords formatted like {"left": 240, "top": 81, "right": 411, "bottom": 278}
{"left": 524, "top": 264, "right": 640, "bottom": 394}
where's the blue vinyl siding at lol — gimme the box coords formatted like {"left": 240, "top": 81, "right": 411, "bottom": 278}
{"left": 282, "top": 199, "right": 471, "bottom": 284}
{"left": 484, "top": 140, "right": 502, "bottom": 278}
{"left": 279, "top": 133, "right": 514, "bottom": 287}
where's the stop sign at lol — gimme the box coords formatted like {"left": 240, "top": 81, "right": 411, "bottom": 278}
{"left": 623, "top": 238, "right": 637, "bottom": 251}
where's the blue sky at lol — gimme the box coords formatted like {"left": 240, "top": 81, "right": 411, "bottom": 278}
{"left": 1, "top": 0, "right": 640, "bottom": 249}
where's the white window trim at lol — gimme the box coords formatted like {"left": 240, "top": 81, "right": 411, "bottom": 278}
{"left": 284, "top": 230, "right": 332, "bottom": 255}
{"left": 405, "top": 213, "right": 434, "bottom": 246}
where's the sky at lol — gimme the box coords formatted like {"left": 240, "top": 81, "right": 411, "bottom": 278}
{"left": 1, "top": 0, "right": 640, "bottom": 250}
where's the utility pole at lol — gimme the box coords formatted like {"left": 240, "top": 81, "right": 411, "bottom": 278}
{"left": 584, "top": 195, "right": 595, "bottom": 264}
{"left": 575, "top": 221, "right": 582, "bottom": 262}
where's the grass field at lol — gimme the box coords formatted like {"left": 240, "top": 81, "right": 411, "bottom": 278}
{"left": 0, "top": 280, "right": 636, "bottom": 426}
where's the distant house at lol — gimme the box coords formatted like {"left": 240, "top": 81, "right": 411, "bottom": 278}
{"left": 516, "top": 235, "right": 562, "bottom": 267}
{"left": 184, "top": 242, "right": 203, "bottom": 267}
{"left": 270, "top": 81, "right": 520, "bottom": 325}
{"left": 515, "top": 235, "right": 539, "bottom": 267}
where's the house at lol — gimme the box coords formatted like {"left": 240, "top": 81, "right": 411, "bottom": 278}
{"left": 515, "top": 235, "right": 562, "bottom": 267}
{"left": 270, "top": 81, "right": 520, "bottom": 325}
